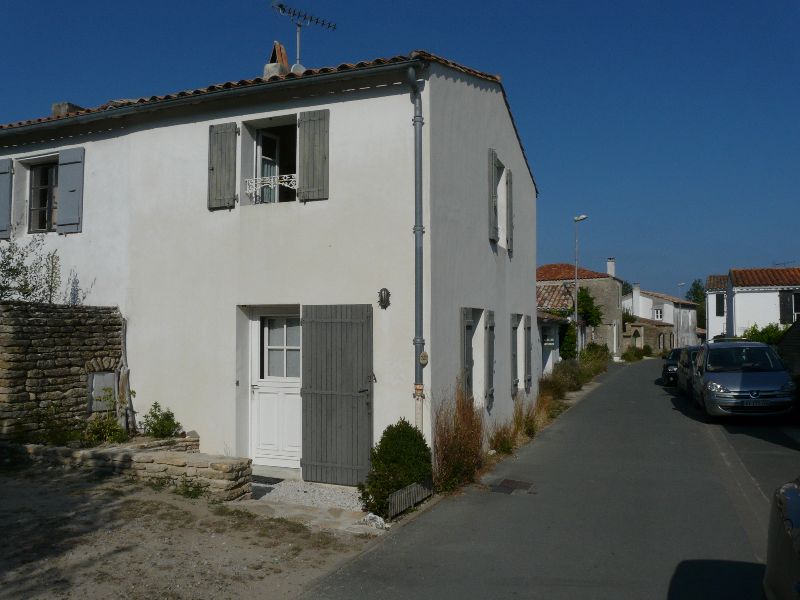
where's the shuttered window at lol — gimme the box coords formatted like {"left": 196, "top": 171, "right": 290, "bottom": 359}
{"left": 506, "top": 169, "right": 514, "bottom": 253}
{"left": 779, "top": 291, "right": 793, "bottom": 325}
{"left": 460, "top": 308, "right": 476, "bottom": 398}
{"left": 297, "top": 110, "right": 329, "bottom": 202}
{"left": 715, "top": 293, "right": 725, "bottom": 317}
{"left": 488, "top": 149, "right": 499, "bottom": 242}
{"left": 484, "top": 310, "right": 495, "bottom": 403}
{"left": 56, "top": 148, "right": 85, "bottom": 234}
{"left": 524, "top": 315, "right": 532, "bottom": 391}
{"left": 208, "top": 122, "right": 238, "bottom": 210}
{"left": 511, "top": 314, "right": 521, "bottom": 394}
{"left": 0, "top": 158, "right": 13, "bottom": 240}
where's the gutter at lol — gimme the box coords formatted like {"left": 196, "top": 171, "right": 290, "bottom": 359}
{"left": 0, "top": 59, "right": 425, "bottom": 142}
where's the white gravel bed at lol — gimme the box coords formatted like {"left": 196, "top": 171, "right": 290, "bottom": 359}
{"left": 255, "top": 479, "right": 363, "bottom": 512}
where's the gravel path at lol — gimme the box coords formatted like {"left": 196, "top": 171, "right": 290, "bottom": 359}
{"left": 253, "top": 478, "right": 363, "bottom": 512}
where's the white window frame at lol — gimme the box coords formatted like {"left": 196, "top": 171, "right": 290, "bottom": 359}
{"left": 261, "top": 316, "right": 301, "bottom": 379}
{"left": 654, "top": 308, "right": 663, "bottom": 321}
{"left": 255, "top": 130, "right": 281, "bottom": 204}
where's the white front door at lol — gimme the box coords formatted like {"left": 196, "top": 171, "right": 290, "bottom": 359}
{"left": 251, "top": 315, "right": 302, "bottom": 468}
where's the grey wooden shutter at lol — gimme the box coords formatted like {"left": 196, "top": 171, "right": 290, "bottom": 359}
{"left": 57, "top": 148, "right": 85, "bottom": 234}
{"left": 779, "top": 291, "right": 793, "bottom": 324}
{"left": 301, "top": 304, "right": 373, "bottom": 485}
{"left": 208, "top": 122, "right": 238, "bottom": 210}
{"left": 524, "top": 315, "right": 532, "bottom": 391}
{"left": 460, "top": 308, "right": 475, "bottom": 397}
{"left": 485, "top": 310, "right": 495, "bottom": 402}
{"left": 511, "top": 314, "right": 521, "bottom": 394}
{"left": 506, "top": 169, "right": 513, "bottom": 252}
{"left": 715, "top": 293, "right": 725, "bottom": 317}
{"left": 488, "top": 149, "right": 499, "bottom": 242}
{"left": 297, "top": 110, "right": 329, "bottom": 202}
{"left": 0, "top": 158, "right": 12, "bottom": 240}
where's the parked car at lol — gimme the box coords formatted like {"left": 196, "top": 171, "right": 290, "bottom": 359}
{"left": 763, "top": 476, "right": 800, "bottom": 600}
{"left": 676, "top": 345, "right": 701, "bottom": 397}
{"left": 692, "top": 341, "right": 796, "bottom": 417}
{"left": 661, "top": 348, "right": 681, "bottom": 386}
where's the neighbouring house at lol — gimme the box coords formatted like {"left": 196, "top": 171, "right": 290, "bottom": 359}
{"left": 622, "top": 284, "right": 698, "bottom": 349}
{"left": 0, "top": 46, "right": 539, "bottom": 485}
{"left": 621, "top": 316, "right": 674, "bottom": 353}
{"left": 705, "top": 274, "right": 728, "bottom": 339}
{"left": 725, "top": 267, "right": 800, "bottom": 336}
{"left": 536, "top": 283, "right": 571, "bottom": 374}
{"left": 536, "top": 259, "right": 623, "bottom": 357}
{"left": 777, "top": 321, "right": 800, "bottom": 376}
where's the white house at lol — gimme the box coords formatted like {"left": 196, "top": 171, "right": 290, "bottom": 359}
{"left": 0, "top": 47, "right": 539, "bottom": 485}
{"left": 622, "top": 285, "right": 698, "bottom": 348}
{"left": 725, "top": 267, "right": 800, "bottom": 336}
{"left": 705, "top": 274, "right": 727, "bottom": 339}
{"left": 536, "top": 284, "right": 571, "bottom": 374}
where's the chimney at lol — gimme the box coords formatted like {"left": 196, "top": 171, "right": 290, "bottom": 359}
{"left": 632, "top": 283, "right": 641, "bottom": 317}
{"left": 263, "top": 41, "right": 290, "bottom": 78}
{"left": 51, "top": 102, "right": 85, "bottom": 118}
{"left": 606, "top": 257, "right": 616, "bottom": 278}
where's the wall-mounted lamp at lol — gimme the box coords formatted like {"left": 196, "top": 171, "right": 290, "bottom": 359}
{"left": 378, "top": 288, "right": 391, "bottom": 309}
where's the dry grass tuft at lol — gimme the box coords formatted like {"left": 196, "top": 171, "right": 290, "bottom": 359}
{"left": 433, "top": 383, "right": 485, "bottom": 492}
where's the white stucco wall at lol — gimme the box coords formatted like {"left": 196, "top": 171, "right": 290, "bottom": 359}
{"left": 426, "top": 64, "right": 539, "bottom": 430}
{"left": 729, "top": 289, "right": 781, "bottom": 336}
{"left": 706, "top": 291, "right": 726, "bottom": 339}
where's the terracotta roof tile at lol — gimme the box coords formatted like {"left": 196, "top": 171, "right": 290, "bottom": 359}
{"left": 0, "top": 50, "right": 499, "bottom": 132}
{"left": 729, "top": 267, "right": 800, "bottom": 288}
{"left": 536, "top": 283, "right": 574, "bottom": 312}
{"left": 641, "top": 289, "right": 697, "bottom": 306}
{"left": 705, "top": 275, "right": 728, "bottom": 292}
{"left": 537, "top": 263, "right": 610, "bottom": 282}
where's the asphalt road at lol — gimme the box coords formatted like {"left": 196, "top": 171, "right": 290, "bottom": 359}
{"left": 303, "top": 360, "right": 800, "bottom": 600}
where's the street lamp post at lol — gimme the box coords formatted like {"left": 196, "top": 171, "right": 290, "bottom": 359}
{"left": 574, "top": 214, "right": 588, "bottom": 356}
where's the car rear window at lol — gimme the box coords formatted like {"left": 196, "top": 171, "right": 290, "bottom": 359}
{"left": 706, "top": 346, "right": 785, "bottom": 372}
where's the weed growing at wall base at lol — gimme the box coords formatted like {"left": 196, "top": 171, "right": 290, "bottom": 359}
{"left": 433, "top": 384, "right": 484, "bottom": 493}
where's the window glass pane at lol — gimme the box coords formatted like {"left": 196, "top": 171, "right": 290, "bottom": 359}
{"left": 267, "top": 319, "right": 284, "bottom": 346}
{"left": 286, "top": 349, "right": 300, "bottom": 377}
{"left": 268, "top": 349, "right": 284, "bottom": 377}
{"left": 286, "top": 318, "right": 300, "bottom": 346}
{"left": 31, "top": 209, "right": 47, "bottom": 231}
{"left": 33, "top": 187, "right": 48, "bottom": 210}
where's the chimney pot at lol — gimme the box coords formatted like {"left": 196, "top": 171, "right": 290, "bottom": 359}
{"left": 51, "top": 102, "right": 85, "bottom": 118}
{"left": 606, "top": 257, "right": 616, "bottom": 278}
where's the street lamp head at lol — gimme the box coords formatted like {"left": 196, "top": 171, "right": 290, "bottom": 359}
{"left": 574, "top": 214, "right": 588, "bottom": 222}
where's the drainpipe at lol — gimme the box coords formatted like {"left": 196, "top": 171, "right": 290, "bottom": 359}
{"left": 408, "top": 66, "right": 425, "bottom": 430}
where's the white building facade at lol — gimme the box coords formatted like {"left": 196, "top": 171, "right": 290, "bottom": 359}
{"left": 725, "top": 268, "right": 800, "bottom": 336}
{"left": 622, "top": 285, "right": 698, "bottom": 348}
{"left": 0, "top": 50, "right": 539, "bottom": 484}
{"left": 705, "top": 275, "right": 727, "bottom": 339}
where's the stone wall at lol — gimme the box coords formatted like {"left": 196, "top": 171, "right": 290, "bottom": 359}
{"left": 0, "top": 436, "right": 252, "bottom": 502}
{"left": 581, "top": 278, "right": 623, "bottom": 356}
{"left": 0, "top": 302, "right": 123, "bottom": 441}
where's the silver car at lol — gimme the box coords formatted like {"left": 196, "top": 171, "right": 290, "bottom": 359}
{"left": 692, "top": 341, "right": 796, "bottom": 418}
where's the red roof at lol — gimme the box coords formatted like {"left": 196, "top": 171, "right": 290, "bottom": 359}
{"left": 0, "top": 50, "right": 498, "bottom": 132}
{"left": 536, "top": 283, "right": 574, "bottom": 311}
{"left": 641, "top": 290, "right": 697, "bottom": 307}
{"left": 537, "top": 263, "right": 610, "bottom": 282}
{"left": 706, "top": 275, "right": 728, "bottom": 292}
{"left": 730, "top": 267, "right": 800, "bottom": 288}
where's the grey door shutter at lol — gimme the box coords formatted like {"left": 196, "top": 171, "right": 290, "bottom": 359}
{"left": 505, "top": 169, "right": 513, "bottom": 252}
{"left": 0, "top": 158, "right": 12, "bottom": 240}
{"left": 524, "top": 315, "right": 532, "bottom": 391}
{"left": 779, "top": 291, "right": 793, "bottom": 324}
{"left": 488, "top": 149, "right": 499, "bottom": 242}
{"left": 511, "top": 314, "right": 521, "bottom": 394}
{"left": 301, "top": 304, "right": 373, "bottom": 485}
{"left": 57, "top": 148, "right": 85, "bottom": 234}
{"left": 460, "top": 307, "right": 475, "bottom": 397}
{"left": 485, "top": 310, "right": 495, "bottom": 403}
{"left": 297, "top": 110, "right": 329, "bottom": 202}
{"left": 208, "top": 122, "right": 238, "bottom": 210}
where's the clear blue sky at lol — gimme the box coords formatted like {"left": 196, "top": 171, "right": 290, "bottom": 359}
{"left": 2, "top": 1, "right": 798, "bottom": 297}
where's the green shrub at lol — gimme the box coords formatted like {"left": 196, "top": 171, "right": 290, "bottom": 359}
{"left": 358, "top": 418, "right": 432, "bottom": 517}
{"left": 174, "top": 474, "right": 208, "bottom": 499}
{"left": 642, "top": 344, "right": 653, "bottom": 357}
{"left": 743, "top": 323, "right": 789, "bottom": 345}
{"left": 433, "top": 385, "right": 484, "bottom": 493}
{"left": 489, "top": 422, "right": 515, "bottom": 455}
{"left": 84, "top": 413, "right": 127, "bottom": 445}
{"left": 622, "top": 346, "right": 645, "bottom": 362}
{"left": 560, "top": 323, "right": 577, "bottom": 360}
{"left": 142, "top": 402, "right": 182, "bottom": 439}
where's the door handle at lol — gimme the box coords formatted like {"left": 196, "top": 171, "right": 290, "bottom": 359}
{"left": 358, "top": 388, "right": 369, "bottom": 393}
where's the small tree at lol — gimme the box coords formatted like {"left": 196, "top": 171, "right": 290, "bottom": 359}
{"left": 560, "top": 322, "right": 577, "bottom": 360}
{"left": 578, "top": 287, "right": 603, "bottom": 327}
{"left": 685, "top": 279, "right": 705, "bottom": 329}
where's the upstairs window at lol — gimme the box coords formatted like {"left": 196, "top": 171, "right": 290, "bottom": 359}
{"left": 795, "top": 293, "right": 800, "bottom": 322}
{"left": 254, "top": 126, "right": 297, "bottom": 204}
{"left": 715, "top": 293, "right": 725, "bottom": 317}
{"left": 29, "top": 162, "right": 58, "bottom": 233}
{"left": 488, "top": 148, "right": 513, "bottom": 252}
{"left": 654, "top": 308, "right": 663, "bottom": 321}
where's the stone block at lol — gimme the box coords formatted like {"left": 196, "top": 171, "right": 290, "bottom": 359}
{"left": 158, "top": 454, "right": 188, "bottom": 467}
{"left": 144, "top": 463, "right": 168, "bottom": 473}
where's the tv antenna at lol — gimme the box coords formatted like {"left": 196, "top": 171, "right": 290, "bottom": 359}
{"left": 271, "top": 2, "right": 336, "bottom": 70}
